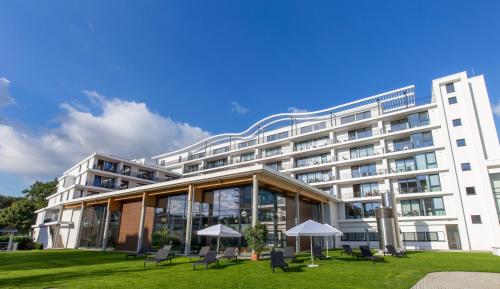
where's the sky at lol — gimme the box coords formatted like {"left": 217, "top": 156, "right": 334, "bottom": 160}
{"left": 1, "top": 0, "right": 500, "bottom": 196}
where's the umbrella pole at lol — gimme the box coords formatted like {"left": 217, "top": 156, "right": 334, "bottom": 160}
{"left": 217, "top": 237, "right": 220, "bottom": 254}
{"left": 326, "top": 236, "right": 329, "bottom": 257}
{"left": 307, "top": 235, "right": 318, "bottom": 267}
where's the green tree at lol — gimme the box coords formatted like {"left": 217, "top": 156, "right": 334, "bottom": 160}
{"left": 22, "top": 180, "right": 58, "bottom": 209}
{"left": 245, "top": 223, "right": 267, "bottom": 256}
{"left": 0, "top": 199, "right": 36, "bottom": 233}
{"left": 0, "top": 195, "right": 22, "bottom": 210}
{"left": 151, "top": 228, "right": 178, "bottom": 249}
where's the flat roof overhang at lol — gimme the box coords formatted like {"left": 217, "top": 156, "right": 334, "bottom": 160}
{"left": 62, "top": 165, "right": 339, "bottom": 208}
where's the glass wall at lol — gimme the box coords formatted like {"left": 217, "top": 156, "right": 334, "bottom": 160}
{"left": 400, "top": 197, "right": 445, "bottom": 216}
{"left": 258, "top": 188, "right": 287, "bottom": 248}
{"left": 345, "top": 202, "right": 380, "bottom": 219}
{"left": 398, "top": 174, "right": 441, "bottom": 193}
{"left": 153, "top": 194, "right": 189, "bottom": 251}
{"left": 79, "top": 205, "right": 107, "bottom": 249}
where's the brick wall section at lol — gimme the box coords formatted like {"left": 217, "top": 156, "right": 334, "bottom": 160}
{"left": 116, "top": 200, "right": 141, "bottom": 251}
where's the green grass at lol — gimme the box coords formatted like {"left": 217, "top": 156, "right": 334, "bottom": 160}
{"left": 0, "top": 249, "right": 499, "bottom": 289}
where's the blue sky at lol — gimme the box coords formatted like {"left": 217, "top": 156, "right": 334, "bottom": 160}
{"left": 1, "top": 0, "right": 500, "bottom": 196}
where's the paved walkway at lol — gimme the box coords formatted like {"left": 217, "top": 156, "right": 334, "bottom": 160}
{"left": 411, "top": 272, "right": 500, "bottom": 289}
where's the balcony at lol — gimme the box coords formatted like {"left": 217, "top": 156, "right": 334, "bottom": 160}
{"left": 336, "top": 147, "right": 385, "bottom": 162}
{"left": 294, "top": 158, "right": 332, "bottom": 168}
{"left": 340, "top": 169, "right": 388, "bottom": 180}
{"left": 93, "top": 164, "right": 117, "bottom": 174}
{"left": 87, "top": 181, "right": 116, "bottom": 190}
{"left": 136, "top": 172, "right": 154, "bottom": 181}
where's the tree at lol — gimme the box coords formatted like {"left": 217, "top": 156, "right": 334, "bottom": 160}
{"left": 151, "top": 228, "right": 178, "bottom": 249}
{"left": 22, "top": 180, "right": 58, "bottom": 209}
{"left": 0, "top": 199, "right": 36, "bottom": 233}
{"left": 245, "top": 223, "right": 267, "bottom": 259}
{"left": 0, "top": 195, "right": 22, "bottom": 210}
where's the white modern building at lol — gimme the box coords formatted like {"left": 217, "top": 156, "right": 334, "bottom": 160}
{"left": 32, "top": 71, "right": 500, "bottom": 252}
{"left": 32, "top": 153, "right": 180, "bottom": 249}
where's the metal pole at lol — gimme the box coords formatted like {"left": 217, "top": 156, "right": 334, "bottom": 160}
{"left": 184, "top": 185, "right": 194, "bottom": 255}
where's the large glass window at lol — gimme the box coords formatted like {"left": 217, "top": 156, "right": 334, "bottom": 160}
{"left": 401, "top": 197, "right": 445, "bottom": 216}
{"left": 265, "top": 146, "right": 282, "bottom": 157}
{"left": 295, "top": 153, "right": 331, "bottom": 167}
{"left": 266, "top": 131, "right": 289, "bottom": 142}
{"left": 206, "top": 158, "right": 227, "bottom": 169}
{"left": 351, "top": 163, "right": 376, "bottom": 178}
{"left": 349, "top": 144, "right": 375, "bottom": 159}
{"left": 410, "top": 131, "right": 434, "bottom": 148}
{"left": 294, "top": 137, "right": 329, "bottom": 151}
{"left": 300, "top": 122, "right": 326, "bottom": 134}
{"left": 398, "top": 174, "right": 441, "bottom": 193}
{"left": 353, "top": 182, "right": 379, "bottom": 197}
{"left": 408, "top": 111, "right": 430, "bottom": 128}
{"left": 240, "top": 152, "right": 255, "bottom": 162}
{"left": 95, "top": 160, "right": 118, "bottom": 173}
{"left": 395, "top": 152, "right": 437, "bottom": 172}
{"left": 258, "top": 188, "right": 287, "bottom": 247}
{"left": 79, "top": 205, "right": 107, "bottom": 249}
{"left": 296, "top": 170, "right": 332, "bottom": 183}
{"left": 237, "top": 139, "right": 256, "bottom": 149}
{"left": 212, "top": 146, "right": 230, "bottom": 155}
{"left": 345, "top": 202, "right": 380, "bottom": 219}
{"left": 341, "top": 110, "right": 372, "bottom": 124}
{"left": 348, "top": 127, "right": 373, "bottom": 141}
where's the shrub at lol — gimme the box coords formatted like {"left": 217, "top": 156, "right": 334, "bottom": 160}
{"left": 0, "top": 235, "right": 33, "bottom": 250}
{"left": 245, "top": 223, "right": 267, "bottom": 255}
{"left": 151, "top": 229, "right": 178, "bottom": 249}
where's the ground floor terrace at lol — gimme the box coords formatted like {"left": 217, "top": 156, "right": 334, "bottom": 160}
{"left": 34, "top": 166, "right": 337, "bottom": 254}
{"left": 1, "top": 250, "right": 499, "bottom": 289}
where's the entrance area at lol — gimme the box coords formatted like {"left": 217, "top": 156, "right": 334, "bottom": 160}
{"left": 445, "top": 224, "right": 461, "bottom": 250}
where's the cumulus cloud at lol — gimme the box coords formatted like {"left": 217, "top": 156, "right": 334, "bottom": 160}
{"left": 230, "top": 101, "right": 249, "bottom": 115}
{"left": 0, "top": 77, "right": 14, "bottom": 108}
{"left": 287, "top": 106, "right": 308, "bottom": 113}
{"left": 493, "top": 102, "right": 500, "bottom": 117}
{"left": 0, "top": 90, "right": 210, "bottom": 178}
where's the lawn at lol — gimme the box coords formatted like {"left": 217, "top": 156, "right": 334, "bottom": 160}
{"left": 0, "top": 249, "right": 499, "bottom": 289}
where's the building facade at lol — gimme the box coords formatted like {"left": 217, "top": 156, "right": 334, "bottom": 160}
{"left": 33, "top": 72, "right": 500, "bottom": 252}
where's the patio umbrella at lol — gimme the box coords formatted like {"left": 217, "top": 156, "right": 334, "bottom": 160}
{"left": 323, "top": 223, "right": 343, "bottom": 258}
{"left": 286, "top": 220, "right": 338, "bottom": 267}
{"left": 196, "top": 224, "right": 241, "bottom": 253}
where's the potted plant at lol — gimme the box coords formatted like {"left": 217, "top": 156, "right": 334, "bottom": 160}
{"left": 151, "top": 228, "right": 177, "bottom": 249}
{"left": 245, "top": 223, "right": 267, "bottom": 261}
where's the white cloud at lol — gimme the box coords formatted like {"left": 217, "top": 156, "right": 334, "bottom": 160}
{"left": 0, "top": 90, "right": 210, "bottom": 178}
{"left": 493, "top": 102, "right": 500, "bottom": 117}
{"left": 287, "top": 106, "right": 308, "bottom": 113}
{"left": 230, "top": 101, "right": 249, "bottom": 115}
{"left": 0, "top": 77, "right": 14, "bottom": 108}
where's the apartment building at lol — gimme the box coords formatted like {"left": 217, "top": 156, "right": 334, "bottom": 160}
{"left": 32, "top": 71, "right": 500, "bottom": 252}
{"left": 32, "top": 153, "right": 180, "bottom": 249}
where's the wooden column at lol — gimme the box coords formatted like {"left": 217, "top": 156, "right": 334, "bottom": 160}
{"left": 136, "top": 192, "right": 147, "bottom": 253}
{"left": 184, "top": 185, "right": 194, "bottom": 255}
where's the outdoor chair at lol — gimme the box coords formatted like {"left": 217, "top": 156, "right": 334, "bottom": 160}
{"left": 270, "top": 251, "right": 288, "bottom": 273}
{"left": 144, "top": 248, "right": 173, "bottom": 268}
{"left": 358, "top": 246, "right": 384, "bottom": 264}
{"left": 218, "top": 247, "right": 238, "bottom": 261}
{"left": 193, "top": 251, "right": 218, "bottom": 270}
{"left": 189, "top": 246, "right": 210, "bottom": 262}
{"left": 126, "top": 246, "right": 149, "bottom": 259}
{"left": 283, "top": 246, "right": 297, "bottom": 262}
{"left": 312, "top": 245, "right": 326, "bottom": 259}
{"left": 385, "top": 245, "right": 407, "bottom": 257}
{"left": 341, "top": 244, "right": 358, "bottom": 257}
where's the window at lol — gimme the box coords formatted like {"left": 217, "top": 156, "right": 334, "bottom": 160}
{"left": 348, "top": 127, "right": 373, "bottom": 140}
{"left": 300, "top": 122, "right": 326, "bottom": 134}
{"left": 445, "top": 83, "right": 455, "bottom": 93}
{"left": 184, "top": 164, "right": 199, "bottom": 173}
{"left": 295, "top": 153, "right": 330, "bottom": 167}
{"left": 212, "top": 146, "right": 229, "bottom": 155}
{"left": 295, "top": 170, "right": 332, "bottom": 183}
{"left": 452, "top": 118, "right": 462, "bottom": 127}
{"left": 206, "top": 158, "right": 227, "bottom": 169}
{"left": 353, "top": 182, "right": 379, "bottom": 197}
{"left": 265, "top": 161, "right": 283, "bottom": 171}
{"left": 401, "top": 197, "right": 445, "bottom": 216}
{"left": 407, "top": 111, "right": 430, "bottom": 128}
{"left": 266, "top": 131, "right": 289, "bottom": 142}
{"left": 240, "top": 152, "right": 255, "bottom": 162}
{"left": 349, "top": 144, "right": 375, "bottom": 159}
{"left": 471, "top": 215, "right": 482, "bottom": 224}
{"left": 466, "top": 187, "right": 476, "bottom": 195}
{"left": 340, "top": 110, "right": 371, "bottom": 124}
{"left": 265, "top": 146, "right": 282, "bottom": 157}
{"left": 402, "top": 232, "right": 444, "bottom": 242}
{"left": 188, "top": 152, "right": 205, "bottom": 160}
{"left": 341, "top": 232, "right": 379, "bottom": 242}
{"left": 456, "top": 139, "right": 466, "bottom": 147}
{"left": 351, "top": 163, "right": 377, "bottom": 178}
{"left": 294, "top": 137, "right": 329, "bottom": 151}
{"left": 448, "top": 97, "right": 458, "bottom": 104}
{"left": 398, "top": 174, "right": 441, "bottom": 193}
{"left": 461, "top": 163, "right": 471, "bottom": 171}
{"left": 237, "top": 139, "right": 256, "bottom": 149}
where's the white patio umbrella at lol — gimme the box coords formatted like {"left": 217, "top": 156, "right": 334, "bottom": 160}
{"left": 285, "top": 220, "right": 339, "bottom": 267}
{"left": 323, "top": 223, "right": 343, "bottom": 258}
{"left": 196, "top": 224, "right": 241, "bottom": 253}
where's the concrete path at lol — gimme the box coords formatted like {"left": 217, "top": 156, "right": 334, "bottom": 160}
{"left": 411, "top": 272, "right": 500, "bottom": 289}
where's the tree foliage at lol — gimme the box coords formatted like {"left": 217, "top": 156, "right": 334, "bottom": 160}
{"left": 245, "top": 223, "right": 267, "bottom": 255}
{"left": 0, "top": 195, "right": 22, "bottom": 210}
{"left": 151, "top": 228, "right": 178, "bottom": 249}
{"left": 0, "top": 199, "right": 36, "bottom": 233}
{"left": 22, "top": 180, "right": 58, "bottom": 209}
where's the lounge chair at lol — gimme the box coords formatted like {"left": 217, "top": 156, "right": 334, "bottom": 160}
{"left": 270, "top": 251, "right": 288, "bottom": 273}
{"left": 340, "top": 244, "right": 360, "bottom": 257}
{"left": 144, "top": 248, "right": 174, "bottom": 268}
{"left": 126, "top": 246, "right": 150, "bottom": 259}
{"left": 193, "top": 251, "right": 219, "bottom": 270}
{"left": 189, "top": 246, "right": 210, "bottom": 262}
{"left": 283, "top": 246, "right": 297, "bottom": 262}
{"left": 218, "top": 247, "right": 238, "bottom": 261}
{"left": 385, "top": 245, "right": 407, "bottom": 257}
{"left": 313, "top": 246, "right": 325, "bottom": 259}
{"left": 358, "top": 246, "right": 384, "bottom": 263}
